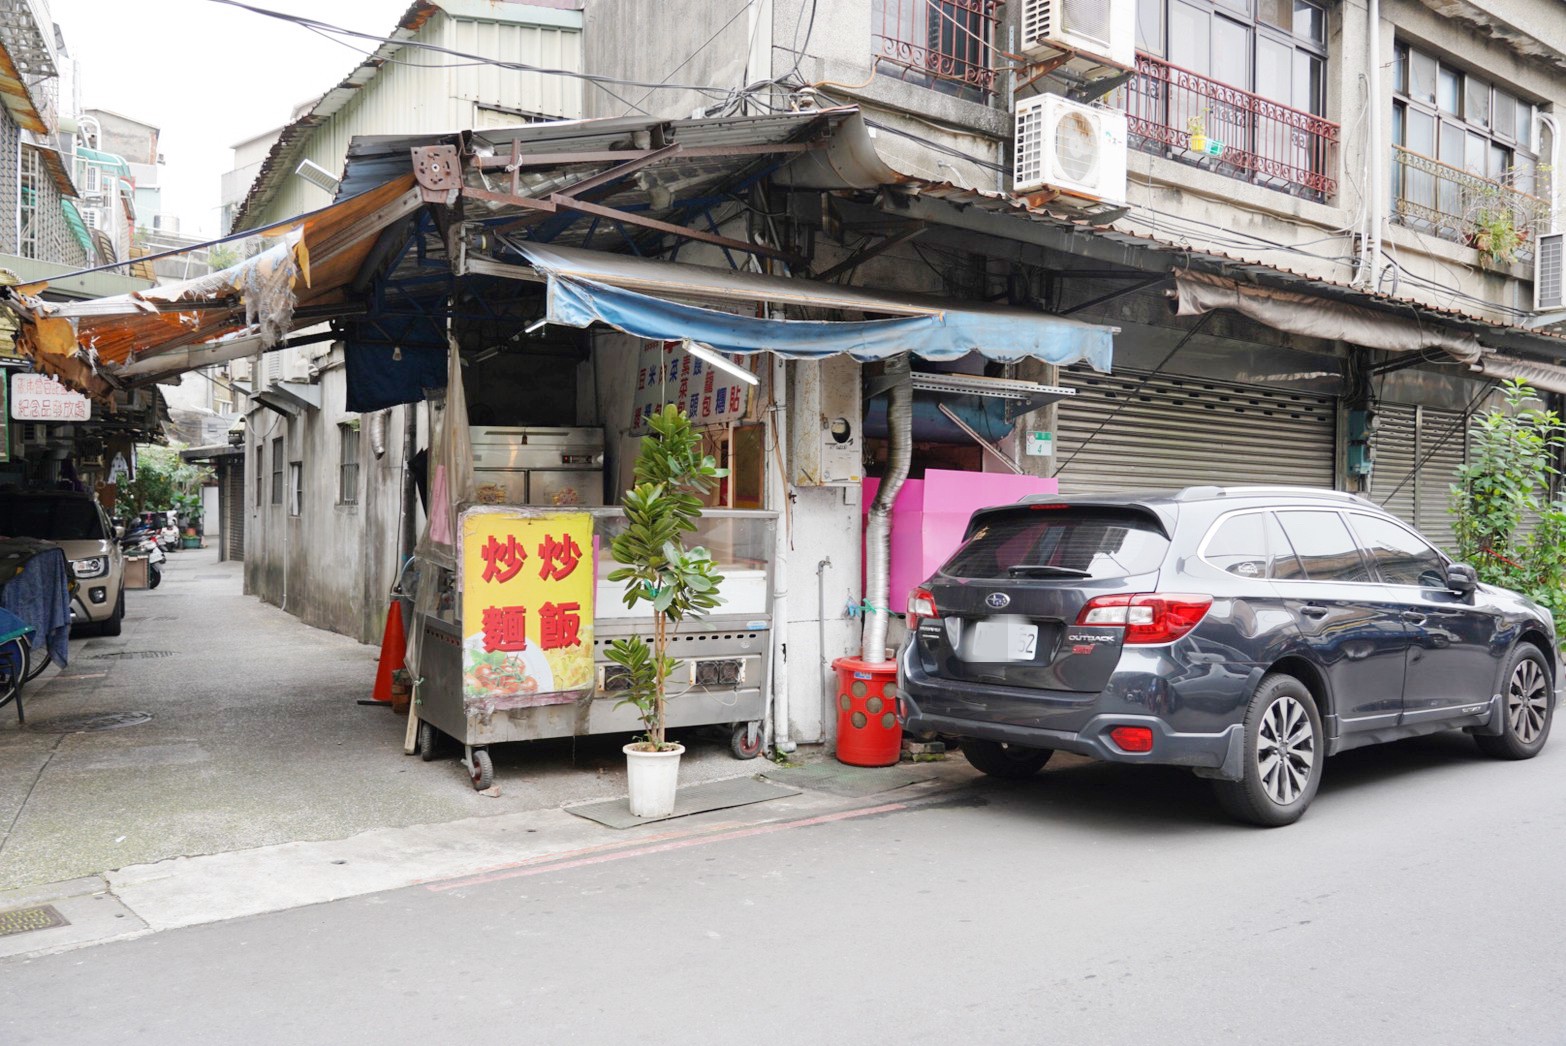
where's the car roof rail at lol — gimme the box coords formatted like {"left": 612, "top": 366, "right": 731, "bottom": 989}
{"left": 1174, "top": 485, "right": 1374, "bottom": 506}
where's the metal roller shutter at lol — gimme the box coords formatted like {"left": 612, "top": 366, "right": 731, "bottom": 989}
{"left": 223, "top": 462, "right": 245, "bottom": 562}
{"left": 1416, "top": 407, "right": 1469, "bottom": 551}
{"left": 1369, "top": 405, "right": 1469, "bottom": 553}
{"left": 1054, "top": 371, "right": 1337, "bottom": 494}
{"left": 1368, "top": 404, "right": 1418, "bottom": 534}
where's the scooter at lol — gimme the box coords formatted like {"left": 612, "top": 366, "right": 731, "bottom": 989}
{"left": 120, "top": 525, "right": 164, "bottom": 589}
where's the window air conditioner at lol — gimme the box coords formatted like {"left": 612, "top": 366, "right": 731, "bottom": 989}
{"left": 1536, "top": 232, "right": 1564, "bottom": 312}
{"left": 1019, "top": 0, "right": 1135, "bottom": 74}
{"left": 1015, "top": 94, "right": 1128, "bottom": 204}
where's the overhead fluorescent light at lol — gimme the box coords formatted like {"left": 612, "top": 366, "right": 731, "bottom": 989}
{"left": 682, "top": 340, "right": 759, "bottom": 386}
{"left": 294, "top": 159, "right": 341, "bottom": 195}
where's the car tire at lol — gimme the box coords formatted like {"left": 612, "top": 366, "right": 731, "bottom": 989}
{"left": 98, "top": 587, "right": 124, "bottom": 637}
{"left": 1475, "top": 643, "right": 1552, "bottom": 760}
{"left": 1212, "top": 673, "right": 1323, "bottom": 827}
{"left": 962, "top": 740, "right": 1053, "bottom": 779}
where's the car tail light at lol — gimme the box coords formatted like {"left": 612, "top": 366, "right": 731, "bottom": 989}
{"left": 1109, "top": 726, "right": 1154, "bottom": 752}
{"left": 907, "top": 587, "right": 939, "bottom": 629}
{"left": 1075, "top": 593, "right": 1213, "bottom": 644}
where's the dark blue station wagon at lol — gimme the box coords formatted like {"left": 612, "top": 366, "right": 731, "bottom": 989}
{"left": 897, "top": 487, "right": 1559, "bottom": 826}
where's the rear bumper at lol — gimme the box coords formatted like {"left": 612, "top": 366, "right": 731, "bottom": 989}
{"left": 898, "top": 641, "right": 1249, "bottom": 780}
{"left": 899, "top": 693, "right": 1245, "bottom": 779}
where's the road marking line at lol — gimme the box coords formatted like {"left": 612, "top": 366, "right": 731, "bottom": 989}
{"left": 427, "top": 801, "right": 908, "bottom": 892}
{"left": 407, "top": 819, "right": 747, "bottom": 886}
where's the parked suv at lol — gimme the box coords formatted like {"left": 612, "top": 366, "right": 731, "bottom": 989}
{"left": 0, "top": 490, "right": 125, "bottom": 636}
{"left": 898, "top": 487, "right": 1558, "bottom": 826}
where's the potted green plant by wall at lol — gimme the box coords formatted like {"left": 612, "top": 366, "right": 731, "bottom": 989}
{"left": 605, "top": 405, "right": 726, "bottom": 817}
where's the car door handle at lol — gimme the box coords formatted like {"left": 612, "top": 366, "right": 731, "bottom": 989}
{"left": 1300, "top": 604, "right": 1329, "bottom": 619}
{"left": 1401, "top": 611, "right": 1426, "bottom": 625}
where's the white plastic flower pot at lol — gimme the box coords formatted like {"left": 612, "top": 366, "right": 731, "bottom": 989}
{"left": 624, "top": 742, "right": 684, "bottom": 818}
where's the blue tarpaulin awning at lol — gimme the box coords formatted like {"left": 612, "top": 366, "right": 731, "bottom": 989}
{"left": 511, "top": 243, "right": 1116, "bottom": 371}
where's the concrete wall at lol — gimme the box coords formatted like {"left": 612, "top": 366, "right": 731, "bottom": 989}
{"left": 243, "top": 351, "right": 407, "bottom": 646}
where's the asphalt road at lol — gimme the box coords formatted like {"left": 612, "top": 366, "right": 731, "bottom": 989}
{"left": 6, "top": 731, "right": 1566, "bottom": 1045}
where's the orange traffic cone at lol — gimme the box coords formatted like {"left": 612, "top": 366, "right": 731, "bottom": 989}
{"left": 362, "top": 599, "right": 407, "bottom": 706}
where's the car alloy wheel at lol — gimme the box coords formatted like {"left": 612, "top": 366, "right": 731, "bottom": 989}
{"left": 1256, "top": 693, "right": 1316, "bottom": 806}
{"left": 1508, "top": 656, "right": 1549, "bottom": 745}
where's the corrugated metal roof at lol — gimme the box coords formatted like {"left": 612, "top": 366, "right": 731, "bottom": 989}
{"left": 230, "top": 1, "right": 442, "bottom": 233}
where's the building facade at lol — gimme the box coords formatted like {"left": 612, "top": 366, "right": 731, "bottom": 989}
{"left": 573, "top": 0, "right": 1566, "bottom": 744}
{"left": 233, "top": 0, "right": 587, "bottom": 643}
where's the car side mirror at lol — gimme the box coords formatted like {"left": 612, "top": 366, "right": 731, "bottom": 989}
{"left": 1446, "top": 563, "right": 1477, "bottom": 596}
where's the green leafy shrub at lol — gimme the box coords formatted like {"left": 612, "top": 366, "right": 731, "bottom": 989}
{"left": 604, "top": 405, "right": 727, "bottom": 751}
{"left": 1451, "top": 379, "right": 1566, "bottom": 620}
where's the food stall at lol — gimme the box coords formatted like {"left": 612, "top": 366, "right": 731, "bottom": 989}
{"left": 410, "top": 505, "right": 774, "bottom": 789}
{"left": 405, "top": 341, "right": 777, "bottom": 790}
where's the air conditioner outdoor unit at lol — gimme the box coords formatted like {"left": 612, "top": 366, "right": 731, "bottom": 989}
{"left": 282, "top": 352, "right": 312, "bottom": 383}
{"left": 228, "top": 357, "right": 253, "bottom": 382}
{"left": 1015, "top": 94, "right": 1128, "bottom": 203}
{"left": 1536, "top": 232, "right": 1564, "bottom": 312}
{"left": 1019, "top": 0, "right": 1135, "bottom": 75}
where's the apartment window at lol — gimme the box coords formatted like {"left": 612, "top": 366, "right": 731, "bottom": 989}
{"left": 1123, "top": 0, "right": 1336, "bottom": 198}
{"left": 271, "top": 437, "right": 284, "bottom": 505}
{"left": 1391, "top": 42, "right": 1546, "bottom": 249}
{"left": 339, "top": 424, "right": 360, "bottom": 505}
{"left": 871, "top": 0, "right": 998, "bottom": 101}
{"left": 289, "top": 462, "right": 303, "bottom": 518}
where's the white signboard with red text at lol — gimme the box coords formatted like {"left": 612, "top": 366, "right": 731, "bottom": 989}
{"left": 10, "top": 373, "right": 90, "bottom": 422}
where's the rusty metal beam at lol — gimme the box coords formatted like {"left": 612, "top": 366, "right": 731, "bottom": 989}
{"left": 470, "top": 142, "right": 819, "bottom": 171}
{"left": 461, "top": 186, "right": 557, "bottom": 213}
{"left": 552, "top": 143, "right": 682, "bottom": 200}
{"left": 545, "top": 197, "right": 805, "bottom": 266}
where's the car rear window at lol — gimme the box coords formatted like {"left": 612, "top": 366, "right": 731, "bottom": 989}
{"left": 0, "top": 498, "right": 105, "bottom": 541}
{"left": 941, "top": 507, "right": 1170, "bottom": 581}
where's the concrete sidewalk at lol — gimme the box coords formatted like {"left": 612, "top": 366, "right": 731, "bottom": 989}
{"left": 0, "top": 546, "right": 787, "bottom": 893}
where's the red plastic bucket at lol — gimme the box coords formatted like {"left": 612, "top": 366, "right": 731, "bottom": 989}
{"left": 831, "top": 656, "right": 903, "bottom": 767}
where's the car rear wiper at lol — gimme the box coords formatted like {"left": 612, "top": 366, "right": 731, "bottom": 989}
{"left": 1006, "top": 564, "right": 1091, "bottom": 578}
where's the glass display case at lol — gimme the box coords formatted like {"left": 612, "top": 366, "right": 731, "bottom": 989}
{"left": 590, "top": 508, "right": 775, "bottom": 620}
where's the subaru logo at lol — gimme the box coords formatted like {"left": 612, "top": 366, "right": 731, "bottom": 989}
{"left": 986, "top": 592, "right": 1011, "bottom": 609}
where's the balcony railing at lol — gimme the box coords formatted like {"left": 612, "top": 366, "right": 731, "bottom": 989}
{"left": 872, "top": 0, "right": 998, "bottom": 100}
{"left": 1117, "top": 52, "right": 1339, "bottom": 200}
{"left": 1390, "top": 145, "right": 1551, "bottom": 258}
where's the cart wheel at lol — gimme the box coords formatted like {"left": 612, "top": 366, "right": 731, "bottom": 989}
{"left": 469, "top": 748, "right": 494, "bottom": 790}
{"left": 417, "top": 720, "right": 440, "bottom": 762}
{"left": 730, "top": 722, "right": 763, "bottom": 760}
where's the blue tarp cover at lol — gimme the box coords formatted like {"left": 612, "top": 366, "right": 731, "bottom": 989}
{"left": 522, "top": 246, "right": 1114, "bottom": 371}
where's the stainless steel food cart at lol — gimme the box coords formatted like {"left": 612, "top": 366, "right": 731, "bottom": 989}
{"left": 409, "top": 506, "right": 775, "bottom": 789}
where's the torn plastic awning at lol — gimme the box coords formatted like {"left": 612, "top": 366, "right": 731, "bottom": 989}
{"left": 1174, "top": 269, "right": 1487, "bottom": 363}
{"left": 1471, "top": 355, "right": 1566, "bottom": 394}
{"left": 515, "top": 244, "right": 1115, "bottom": 369}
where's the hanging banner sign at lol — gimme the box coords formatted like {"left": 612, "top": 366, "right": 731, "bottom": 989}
{"left": 631, "top": 340, "right": 751, "bottom": 434}
{"left": 11, "top": 373, "right": 91, "bottom": 421}
{"left": 460, "top": 508, "right": 596, "bottom": 708}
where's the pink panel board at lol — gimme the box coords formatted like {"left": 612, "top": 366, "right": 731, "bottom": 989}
{"left": 862, "top": 469, "right": 1058, "bottom": 615}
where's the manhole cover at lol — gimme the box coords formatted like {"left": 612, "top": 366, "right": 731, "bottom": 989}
{"left": 33, "top": 711, "right": 153, "bottom": 733}
{"left": 89, "top": 650, "right": 175, "bottom": 660}
{"left": 0, "top": 904, "right": 68, "bottom": 938}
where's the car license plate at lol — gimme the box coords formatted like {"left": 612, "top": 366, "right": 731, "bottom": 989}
{"left": 971, "top": 619, "right": 1039, "bottom": 662}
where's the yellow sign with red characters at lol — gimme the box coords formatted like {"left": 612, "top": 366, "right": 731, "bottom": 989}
{"left": 460, "top": 509, "right": 595, "bottom": 704}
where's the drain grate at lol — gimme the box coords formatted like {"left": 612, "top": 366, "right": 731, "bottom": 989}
{"left": 33, "top": 711, "right": 153, "bottom": 733}
{"left": 0, "top": 904, "right": 68, "bottom": 938}
{"left": 90, "top": 650, "right": 175, "bottom": 660}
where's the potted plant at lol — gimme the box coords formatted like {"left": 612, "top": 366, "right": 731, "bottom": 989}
{"left": 605, "top": 404, "right": 726, "bottom": 817}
